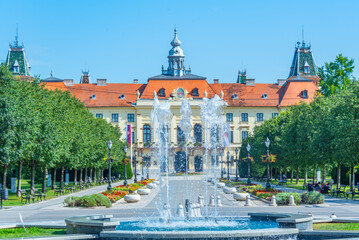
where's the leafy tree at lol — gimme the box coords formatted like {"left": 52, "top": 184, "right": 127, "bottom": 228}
{"left": 318, "top": 54, "right": 355, "bottom": 97}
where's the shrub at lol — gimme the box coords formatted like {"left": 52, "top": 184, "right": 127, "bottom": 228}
{"left": 64, "top": 194, "right": 112, "bottom": 208}
{"left": 302, "top": 191, "right": 325, "bottom": 204}
{"left": 275, "top": 192, "right": 301, "bottom": 205}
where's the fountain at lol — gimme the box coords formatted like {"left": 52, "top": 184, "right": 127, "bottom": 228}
{"left": 65, "top": 95, "right": 313, "bottom": 239}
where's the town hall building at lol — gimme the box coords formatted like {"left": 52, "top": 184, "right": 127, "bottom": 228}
{"left": 6, "top": 30, "right": 319, "bottom": 173}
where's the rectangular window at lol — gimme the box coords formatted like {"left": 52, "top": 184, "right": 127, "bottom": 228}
{"left": 226, "top": 113, "right": 233, "bottom": 122}
{"left": 257, "top": 113, "right": 264, "bottom": 122}
{"left": 242, "top": 131, "right": 248, "bottom": 141}
{"left": 230, "top": 131, "right": 233, "bottom": 143}
{"left": 131, "top": 132, "right": 135, "bottom": 144}
{"left": 241, "top": 113, "right": 248, "bottom": 122}
{"left": 127, "top": 113, "right": 135, "bottom": 122}
{"left": 112, "top": 113, "right": 119, "bottom": 122}
{"left": 95, "top": 113, "right": 103, "bottom": 119}
{"left": 272, "top": 113, "right": 279, "bottom": 118}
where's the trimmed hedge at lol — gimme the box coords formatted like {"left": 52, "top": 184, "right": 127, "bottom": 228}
{"left": 275, "top": 192, "right": 302, "bottom": 205}
{"left": 302, "top": 191, "right": 325, "bottom": 204}
{"left": 64, "top": 194, "right": 111, "bottom": 208}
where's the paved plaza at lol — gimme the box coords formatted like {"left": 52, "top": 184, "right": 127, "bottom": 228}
{"left": 1, "top": 175, "right": 359, "bottom": 226}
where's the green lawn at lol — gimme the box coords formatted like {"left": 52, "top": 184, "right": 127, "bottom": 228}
{"left": 2, "top": 179, "right": 108, "bottom": 206}
{"left": 314, "top": 223, "right": 359, "bottom": 231}
{"left": 0, "top": 227, "right": 66, "bottom": 238}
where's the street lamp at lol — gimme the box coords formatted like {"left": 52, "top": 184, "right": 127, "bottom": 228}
{"left": 141, "top": 152, "right": 144, "bottom": 181}
{"left": 133, "top": 149, "right": 138, "bottom": 183}
{"left": 235, "top": 148, "right": 239, "bottom": 182}
{"left": 107, "top": 140, "right": 113, "bottom": 191}
{"left": 246, "top": 143, "right": 251, "bottom": 185}
{"left": 227, "top": 151, "right": 230, "bottom": 180}
{"left": 265, "top": 137, "right": 271, "bottom": 191}
{"left": 146, "top": 153, "right": 150, "bottom": 179}
{"left": 124, "top": 145, "right": 128, "bottom": 186}
{"left": 220, "top": 149, "right": 224, "bottom": 179}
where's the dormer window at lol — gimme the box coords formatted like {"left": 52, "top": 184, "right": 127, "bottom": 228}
{"left": 232, "top": 93, "right": 238, "bottom": 99}
{"left": 301, "top": 90, "right": 308, "bottom": 99}
{"left": 119, "top": 94, "right": 125, "bottom": 99}
{"left": 90, "top": 94, "right": 96, "bottom": 99}
{"left": 262, "top": 93, "right": 268, "bottom": 99}
{"left": 12, "top": 60, "right": 19, "bottom": 73}
{"left": 304, "top": 61, "right": 310, "bottom": 74}
{"left": 158, "top": 88, "right": 166, "bottom": 97}
{"left": 193, "top": 88, "right": 199, "bottom": 97}
{"left": 13, "top": 66, "right": 19, "bottom": 73}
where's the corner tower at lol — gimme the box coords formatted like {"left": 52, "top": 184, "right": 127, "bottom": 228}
{"left": 288, "top": 40, "right": 318, "bottom": 80}
{"left": 5, "top": 28, "right": 31, "bottom": 77}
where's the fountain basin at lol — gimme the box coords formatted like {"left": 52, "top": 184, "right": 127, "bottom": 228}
{"left": 147, "top": 183, "right": 156, "bottom": 189}
{"left": 100, "top": 217, "right": 298, "bottom": 240}
{"left": 217, "top": 182, "right": 225, "bottom": 188}
{"left": 124, "top": 194, "right": 141, "bottom": 203}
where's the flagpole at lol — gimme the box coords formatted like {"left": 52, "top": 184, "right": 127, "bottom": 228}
{"left": 130, "top": 124, "right": 133, "bottom": 181}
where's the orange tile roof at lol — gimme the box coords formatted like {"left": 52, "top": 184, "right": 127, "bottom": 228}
{"left": 140, "top": 79, "right": 218, "bottom": 99}
{"left": 278, "top": 79, "right": 319, "bottom": 106}
{"left": 41, "top": 81, "right": 68, "bottom": 91}
{"left": 66, "top": 83, "right": 145, "bottom": 107}
{"left": 210, "top": 83, "right": 281, "bottom": 107}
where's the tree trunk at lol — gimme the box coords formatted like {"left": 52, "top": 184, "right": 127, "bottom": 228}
{"left": 42, "top": 166, "right": 47, "bottom": 193}
{"left": 94, "top": 168, "right": 97, "bottom": 183}
{"left": 80, "top": 169, "right": 83, "bottom": 184}
{"left": 290, "top": 168, "right": 294, "bottom": 183}
{"left": 84, "top": 167, "right": 87, "bottom": 182}
{"left": 30, "top": 161, "right": 35, "bottom": 194}
{"left": 304, "top": 167, "right": 308, "bottom": 185}
{"left": 337, "top": 162, "right": 341, "bottom": 189}
{"left": 90, "top": 168, "right": 93, "bottom": 182}
{"left": 74, "top": 170, "right": 78, "bottom": 186}
{"left": 284, "top": 168, "right": 287, "bottom": 179}
{"left": 101, "top": 168, "right": 104, "bottom": 179}
{"left": 60, "top": 166, "right": 65, "bottom": 189}
{"left": 350, "top": 164, "right": 354, "bottom": 191}
{"left": 2, "top": 165, "right": 7, "bottom": 189}
{"left": 296, "top": 166, "right": 300, "bottom": 184}
{"left": 279, "top": 169, "right": 282, "bottom": 180}
{"left": 313, "top": 165, "right": 316, "bottom": 182}
{"left": 17, "top": 160, "right": 22, "bottom": 197}
{"left": 322, "top": 164, "right": 326, "bottom": 183}
{"left": 52, "top": 168, "right": 57, "bottom": 189}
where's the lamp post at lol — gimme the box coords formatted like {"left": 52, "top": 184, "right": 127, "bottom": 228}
{"left": 133, "top": 149, "right": 138, "bottom": 183}
{"left": 141, "top": 152, "right": 144, "bottom": 181}
{"left": 220, "top": 149, "right": 224, "bottom": 179}
{"left": 235, "top": 148, "right": 239, "bottom": 182}
{"left": 227, "top": 151, "right": 230, "bottom": 180}
{"left": 265, "top": 137, "right": 271, "bottom": 191}
{"left": 146, "top": 153, "right": 150, "bottom": 179}
{"left": 124, "top": 145, "right": 128, "bottom": 186}
{"left": 107, "top": 140, "right": 113, "bottom": 191}
{"left": 246, "top": 143, "right": 251, "bottom": 185}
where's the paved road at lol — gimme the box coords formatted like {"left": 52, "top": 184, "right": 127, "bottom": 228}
{"left": 2, "top": 175, "right": 359, "bottom": 225}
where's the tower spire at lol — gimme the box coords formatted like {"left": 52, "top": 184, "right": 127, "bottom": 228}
{"left": 15, "top": 24, "right": 19, "bottom": 47}
{"left": 302, "top": 24, "right": 304, "bottom": 44}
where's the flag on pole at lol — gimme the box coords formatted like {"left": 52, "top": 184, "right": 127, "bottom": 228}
{"left": 126, "top": 125, "right": 132, "bottom": 147}
{"left": 222, "top": 123, "right": 230, "bottom": 147}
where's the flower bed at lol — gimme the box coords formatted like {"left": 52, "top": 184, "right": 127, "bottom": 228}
{"left": 101, "top": 179, "right": 154, "bottom": 203}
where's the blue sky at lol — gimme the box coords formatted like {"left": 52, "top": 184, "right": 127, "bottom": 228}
{"left": 0, "top": 0, "right": 358, "bottom": 84}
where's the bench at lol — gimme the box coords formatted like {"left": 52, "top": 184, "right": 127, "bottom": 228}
{"left": 346, "top": 186, "right": 359, "bottom": 200}
{"left": 64, "top": 183, "right": 75, "bottom": 193}
{"left": 34, "top": 188, "right": 46, "bottom": 201}
{"left": 53, "top": 185, "right": 64, "bottom": 196}
{"left": 332, "top": 185, "right": 347, "bottom": 198}
{"left": 20, "top": 190, "right": 35, "bottom": 204}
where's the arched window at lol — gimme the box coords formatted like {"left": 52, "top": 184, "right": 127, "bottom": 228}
{"left": 192, "top": 88, "right": 199, "bottom": 97}
{"left": 177, "top": 126, "right": 185, "bottom": 144}
{"left": 301, "top": 90, "right": 308, "bottom": 99}
{"left": 143, "top": 124, "right": 151, "bottom": 147}
{"left": 119, "top": 94, "right": 125, "bottom": 99}
{"left": 158, "top": 88, "right": 166, "bottom": 97}
{"left": 232, "top": 93, "right": 238, "bottom": 99}
{"left": 194, "top": 124, "right": 202, "bottom": 143}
